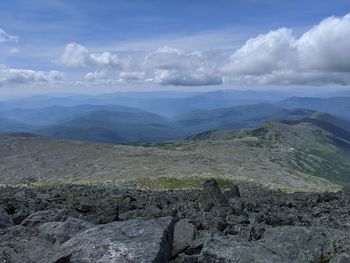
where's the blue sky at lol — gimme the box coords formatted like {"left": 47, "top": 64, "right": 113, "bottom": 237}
{"left": 0, "top": 0, "right": 350, "bottom": 96}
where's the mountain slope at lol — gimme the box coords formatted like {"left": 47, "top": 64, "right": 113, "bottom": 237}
{"left": 1, "top": 119, "right": 349, "bottom": 191}
{"left": 280, "top": 97, "right": 350, "bottom": 120}
{"left": 0, "top": 118, "right": 35, "bottom": 132}
{"left": 33, "top": 110, "right": 184, "bottom": 143}
{"left": 0, "top": 104, "right": 148, "bottom": 125}
{"left": 191, "top": 120, "right": 350, "bottom": 185}
{"left": 175, "top": 103, "right": 315, "bottom": 134}
{"left": 281, "top": 112, "right": 350, "bottom": 142}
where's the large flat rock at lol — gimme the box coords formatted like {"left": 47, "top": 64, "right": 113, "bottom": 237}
{"left": 62, "top": 216, "right": 174, "bottom": 263}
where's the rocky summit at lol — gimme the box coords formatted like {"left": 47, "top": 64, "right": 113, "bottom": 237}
{"left": 1, "top": 179, "right": 350, "bottom": 263}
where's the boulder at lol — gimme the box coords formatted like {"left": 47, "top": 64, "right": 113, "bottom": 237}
{"left": 171, "top": 253, "right": 200, "bottom": 263}
{"left": 223, "top": 184, "right": 240, "bottom": 199}
{"left": 12, "top": 210, "right": 30, "bottom": 225}
{"left": 199, "top": 236, "right": 286, "bottom": 263}
{"left": 61, "top": 216, "right": 174, "bottom": 263}
{"left": 330, "top": 253, "right": 350, "bottom": 263}
{"left": 199, "top": 179, "right": 228, "bottom": 211}
{"left": 21, "top": 209, "right": 72, "bottom": 227}
{"left": 262, "top": 226, "right": 350, "bottom": 262}
{"left": 0, "top": 212, "right": 14, "bottom": 229}
{"left": 0, "top": 225, "right": 63, "bottom": 263}
{"left": 199, "top": 226, "right": 350, "bottom": 263}
{"left": 119, "top": 205, "right": 162, "bottom": 221}
{"left": 38, "top": 216, "right": 94, "bottom": 244}
{"left": 172, "top": 219, "right": 196, "bottom": 256}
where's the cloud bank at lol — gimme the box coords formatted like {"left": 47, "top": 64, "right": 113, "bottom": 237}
{"left": 54, "top": 13, "right": 350, "bottom": 87}
{"left": 223, "top": 13, "right": 350, "bottom": 85}
{"left": 145, "top": 47, "right": 223, "bottom": 86}
{"left": 0, "top": 64, "right": 62, "bottom": 86}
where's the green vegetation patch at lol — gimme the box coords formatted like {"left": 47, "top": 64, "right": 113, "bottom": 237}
{"left": 137, "top": 177, "right": 233, "bottom": 189}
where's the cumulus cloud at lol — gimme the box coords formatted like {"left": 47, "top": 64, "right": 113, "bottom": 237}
{"left": 57, "top": 13, "right": 350, "bottom": 87}
{"left": 145, "top": 47, "right": 223, "bottom": 86}
{"left": 85, "top": 71, "right": 106, "bottom": 81}
{"left": 222, "top": 28, "right": 296, "bottom": 75}
{"left": 0, "top": 64, "right": 62, "bottom": 86}
{"left": 60, "top": 43, "right": 124, "bottom": 68}
{"left": 296, "top": 14, "right": 350, "bottom": 72}
{"left": 76, "top": 46, "right": 223, "bottom": 86}
{"left": 153, "top": 68, "right": 222, "bottom": 86}
{"left": 0, "top": 28, "right": 18, "bottom": 43}
{"left": 223, "top": 13, "right": 350, "bottom": 85}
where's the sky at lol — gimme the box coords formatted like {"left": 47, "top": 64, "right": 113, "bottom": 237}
{"left": 0, "top": 0, "right": 350, "bottom": 96}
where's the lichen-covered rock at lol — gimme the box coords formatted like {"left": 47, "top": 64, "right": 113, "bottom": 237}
{"left": 61, "top": 216, "right": 174, "bottom": 263}
{"left": 38, "top": 216, "right": 94, "bottom": 244}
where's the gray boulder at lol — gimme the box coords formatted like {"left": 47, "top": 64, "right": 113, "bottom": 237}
{"left": 262, "top": 226, "right": 350, "bottom": 262}
{"left": 199, "top": 179, "right": 228, "bottom": 211}
{"left": 61, "top": 216, "right": 174, "bottom": 263}
{"left": 0, "top": 225, "right": 63, "bottom": 263}
{"left": 223, "top": 184, "right": 240, "bottom": 199}
{"left": 199, "top": 236, "right": 285, "bottom": 263}
{"left": 38, "top": 216, "right": 94, "bottom": 244}
{"left": 199, "top": 226, "right": 350, "bottom": 263}
{"left": 119, "top": 205, "right": 162, "bottom": 221}
{"left": 0, "top": 212, "right": 14, "bottom": 229}
{"left": 172, "top": 219, "right": 196, "bottom": 256}
{"left": 330, "top": 253, "right": 350, "bottom": 263}
{"left": 21, "top": 209, "right": 72, "bottom": 227}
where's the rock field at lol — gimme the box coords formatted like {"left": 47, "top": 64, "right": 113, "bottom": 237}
{"left": 1, "top": 179, "right": 350, "bottom": 262}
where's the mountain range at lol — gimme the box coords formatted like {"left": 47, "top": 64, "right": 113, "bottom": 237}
{"left": 0, "top": 91, "right": 350, "bottom": 143}
{"left": 1, "top": 90, "right": 350, "bottom": 190}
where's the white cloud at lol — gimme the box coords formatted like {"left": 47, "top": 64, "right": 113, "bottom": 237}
{"left": 78, "top": 46, "right": 223, "bottom": 86}
{"left": 59, "top": 43, "right": 124, "bottom": 68}
{"left": 223, "top": 13, "right": 350, "bottom": 85}
{"left": 222, "top": 28, "right": 296, "bottom": 76}
{"left": 85, "top": 70, "right": 145, "bottom": 84}
{"left": 145, "top": 46, "right": 205, "bottom": 70}
{"left": 0, "top": 64, "right": 63, "bottom": 86}
{"left": 0, "top": 28, "right": 18, "bottom": 43}
{"left": 296, "top": 14, "right": 350, "bottom": 72}
{"left": 55, "top": 13, "right": 350, "bottom": 87}
{"left": 153, "top": 68, "right": 222, "bottom": 86}
{"left": 85, "top": 71, "right": 106, "bottom": 81}
{"left": 145, "top": 46, "right": 223, "bottom": 86}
